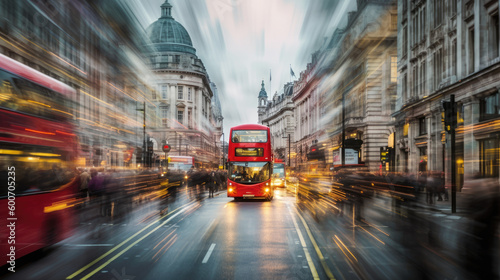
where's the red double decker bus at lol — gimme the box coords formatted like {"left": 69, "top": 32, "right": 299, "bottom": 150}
{"left": 273, "top": 158, "right": 286, "bottom": 188}
{"left": 0, "top": 53, "right": 79, "bottom": 266}
{"left": 227, "top": 124, "right": 274, "bottom": 200}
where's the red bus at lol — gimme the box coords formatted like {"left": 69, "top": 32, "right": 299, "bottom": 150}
{"left": 227, "top": 124, "right": 274, "bottom": 200}
{"left": 0, "top": 53, "right": 79, "bottom": 267}
{"left": 273, "top": 159, "right": 286, "bottom": 188}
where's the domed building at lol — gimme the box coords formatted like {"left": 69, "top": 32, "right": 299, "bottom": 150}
{"left": 144, "top": 0, "right": 223, "bottom": 168}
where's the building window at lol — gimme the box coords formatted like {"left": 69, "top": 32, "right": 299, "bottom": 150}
{"left": 188, "top": 109, "right": 192, "bottom": 128}
{"left": 419, "top": 146, "right": 427, "bottom": 157}
{"left": 419, "top": 117, "right": 427, "bottom": 135}
{"left": 452, "top": 40, "right": 457, "bottom": 76}
{"left": 434, "top": 49, "right": 443, "bottom": 90}
{"left": 161, "top": 85, "right": 168, "bottom": 100}
{"left": 188, "top": 87, "right": 192, "bottom": 100}
{"left": 419, "top": 146, "right": 428, "bottom": 173}
{"left": 161, "top": 106, "right": 169, "bottom": 126}
{"left": 450, "top": 0, "right": 457, "bottom": 16}
{"left": 480, "top": 92, "right": 500, "bottom": 121}
{"left": 479, "top": 139, "right": 500, "bottom": 177}
{"left": 412, "top": 14, "right": 417, "bottom": 46}
{"left": 490, "top": 13, "right": 499, "bottom": 60}
{"left": 480, "top": 139, "right": 500, "bottom": 178}
{"left": 152, "top": 91, "right": 157, "bottom": 100}
{"left": 178, "top": 86, "right": 183, "bottom": 99}
{"left": 420, "top": 61, "right": 426, "bottom": 96}
{"left": 177, "top": 109, "right": 184, "bottom": 124}
{"left": 403, "top": 73, "right": 408, "bottom": 102}
{"left": 403, "top": 25, "right": 408, "bottom": 57}
{"left": 413, "top": 65, "right": 418, "bottom": 97}
{"left": 420, "top": 6, "right": 426, "bottom": 41}
{"left": 390, "top": 56, "right": 397, "bottom": 83}
{"left": 391, "top": 14, "right": 397, "bottom": 30}
{"left": 434, "top": 0, "right": 443, "bottom": 27}
{"left": 469, "top": 27, "right": 475, "bottom": 74}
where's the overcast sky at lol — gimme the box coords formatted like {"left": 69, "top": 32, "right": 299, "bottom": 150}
{"left": 130, "top": 0, "right": 354, "bottom": 140}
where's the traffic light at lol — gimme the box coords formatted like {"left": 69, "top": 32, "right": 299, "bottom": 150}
{"left": 380, "top": 146, "right": 391, "bottom": 163}
{"left": 147, "top": 140, "right": 154, "bottom": 154}
{"left": 442, "top": 100, "right": 456, "bottom": 132}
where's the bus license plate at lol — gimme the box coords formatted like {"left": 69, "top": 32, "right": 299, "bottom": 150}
{"left": 243, "top": 195, "right": 254, "bottom": 198}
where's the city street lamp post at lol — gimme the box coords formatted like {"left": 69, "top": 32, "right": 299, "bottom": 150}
{"left": 443, "top": 94, "right": 457, "bottom": 213}
{"left": 136, "top": 101, "right": 146, "bottom": 168}
{"left": 282, "top": 134, "right": 291, "bottom": 166}
{"left": 222, "top": 132, "right": 225, "bottom": 169}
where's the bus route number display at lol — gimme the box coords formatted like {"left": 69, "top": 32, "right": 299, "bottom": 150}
{"left": 235, "top": 148, "right": 264, "bottom": 157}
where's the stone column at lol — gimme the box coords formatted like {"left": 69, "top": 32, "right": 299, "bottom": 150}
{"left": 463, "top": 96, "right": 480, "bottom": 182}
{"left": 408, "top": 118, "right": 419, "bottom": 174}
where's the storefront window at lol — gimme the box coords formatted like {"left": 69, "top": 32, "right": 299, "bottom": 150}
{"left": 480, "top": 138, "right": 499, "bottom": 178}
{"left": 418, "top": 146, "right": 427, "bottom": 173}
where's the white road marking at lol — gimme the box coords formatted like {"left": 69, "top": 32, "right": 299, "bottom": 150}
{"left": 202, "top": 243, "right": 216, "bottom": 264}
{"left": 65, "top": 244, "right": 115, "bottom": 247}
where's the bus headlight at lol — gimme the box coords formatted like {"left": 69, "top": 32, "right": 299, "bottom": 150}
{"left": 229, "top": 188, "right": 233, "bottom": 192}
{"left": 265, "top": 188, "right": 269, "bottom": 192}
{"left": 184, "top": 175, "right": 188, "bottom": 179}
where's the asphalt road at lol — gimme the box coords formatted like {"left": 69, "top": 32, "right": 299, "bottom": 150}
{"left": 1, "top": 183, "right": 486, "bottom": 280}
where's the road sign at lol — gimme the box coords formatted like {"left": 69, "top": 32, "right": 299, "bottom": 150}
{"left": 162, "top": 144, "right": 171, "bottom": 153}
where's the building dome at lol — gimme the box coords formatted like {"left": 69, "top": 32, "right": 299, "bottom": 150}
{"left": 146, "top": 0, "right": 196, "bottom": 55}
{"left": 259, "top": 80, "right": 267, "bottom": 98}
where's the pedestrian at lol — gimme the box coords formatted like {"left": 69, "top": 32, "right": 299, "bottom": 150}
{"left": 208, "top": 169, "right": 217, "bottom": 198}
{"left": 436, "top": 171, "right": 448, "bottom": 201}
{"left": 425, "top": 171, "right": 437, "bottom": 205}
{"left": 79, "top": 168, "right": 91, "bottom": 200}
{"left": 462, "top": 177, "right": 500, "bottom": 280}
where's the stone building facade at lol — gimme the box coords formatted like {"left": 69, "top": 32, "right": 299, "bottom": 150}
{"left": 320, "top": 0, "right": 398, "bottom": 172}
{"left": 293, "top": 56, "right": 323, "bottom": 168}
{"left": 396, "top": 0, "right": 500, "bottom": 188}
{"left": 144, "top": 0, "right": 222, "bottom": 167}
{"left": 258, "top": 81, "right": 295, "bottom": 165}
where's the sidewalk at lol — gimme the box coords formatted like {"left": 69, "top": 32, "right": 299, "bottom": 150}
{"left": 423, "top": 190, "right": 473, "bottom": 218}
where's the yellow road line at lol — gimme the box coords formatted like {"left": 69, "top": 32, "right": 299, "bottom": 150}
{"left": 66, "top": 201, "right": 195, "bottom": 279}
{"left": 80, "top": 203, "right": 196, "bottom": 280}
{"left": 293, "top": 206, "right": 336, "bottom": 280}
{"left": 287, "top": 205, "right": 320, "bottom": 280}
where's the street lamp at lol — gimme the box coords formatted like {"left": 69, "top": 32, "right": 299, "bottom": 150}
{"left": 221, "top": 132, "right": 225, "bottom": 169}
{"left": 282, "top": 134, "right": 291, "bottom": 166}
{"left": 136, "top": 101, "right": 146, "bottom": 168}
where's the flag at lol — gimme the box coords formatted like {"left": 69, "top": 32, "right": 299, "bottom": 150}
{"left": 290, "top": 65, "right": 296, "bottom": 78}
{"left": 270, "top": 69, "right": 272, "bottom": 82}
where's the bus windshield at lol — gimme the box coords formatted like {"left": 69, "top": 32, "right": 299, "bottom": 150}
{"left": 231, "top": 130, "right": 267, "bottom": 143}
{"left": 229, "top": 161, "right": 271, "bottom": 184}
{"left": 273, "top": 163, "right": 285, "bottom": 178}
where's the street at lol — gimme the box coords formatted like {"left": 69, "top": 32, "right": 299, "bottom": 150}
{"left": 1, "top": 180, "right": 484, "bottom": 280}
